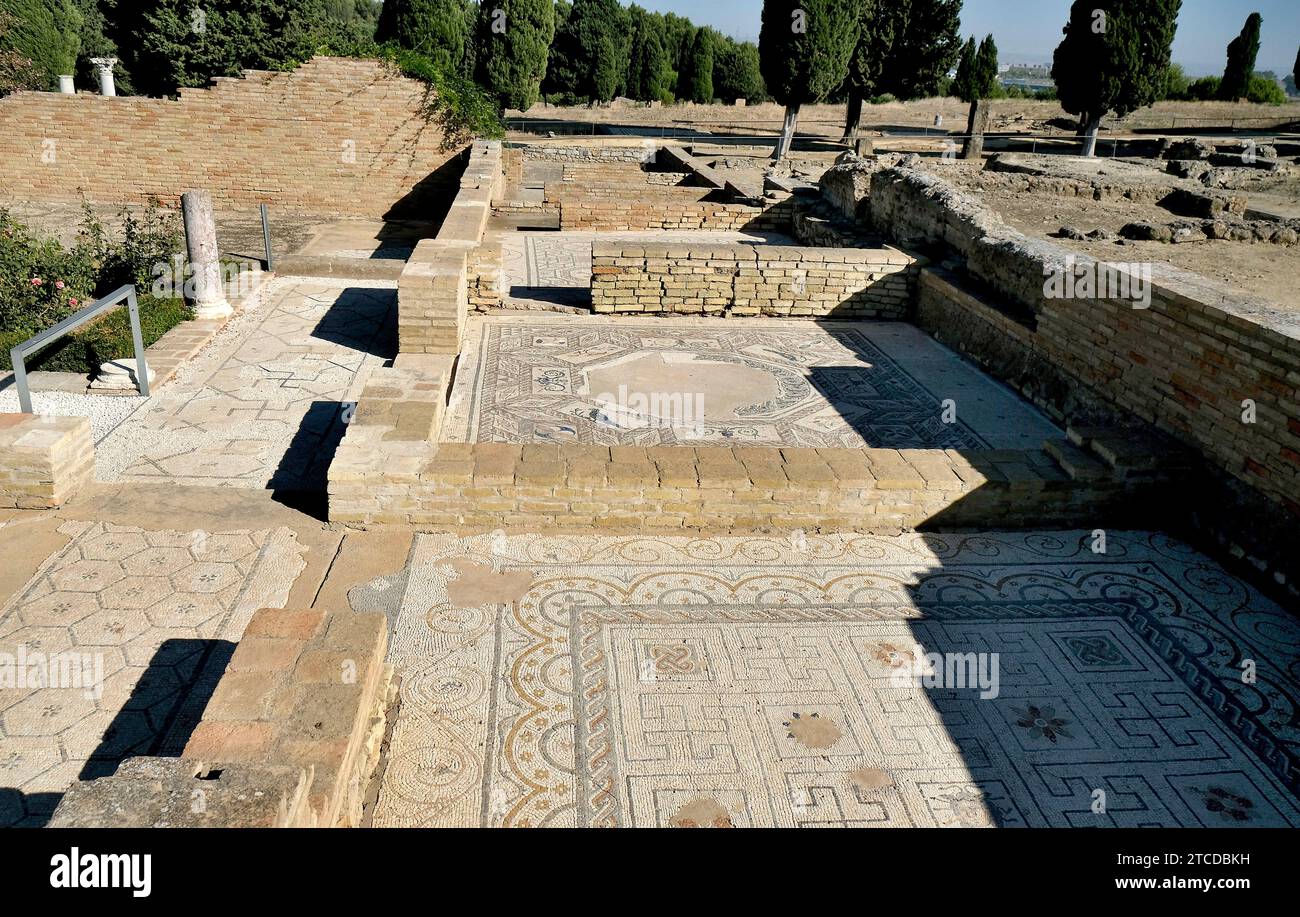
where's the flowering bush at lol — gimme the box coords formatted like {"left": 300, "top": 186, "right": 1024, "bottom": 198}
{"left": 0, "top": 209, "right": 97, "bottom": 334}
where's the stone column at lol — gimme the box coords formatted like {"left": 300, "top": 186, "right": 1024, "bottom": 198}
{"left": 91, "top": 58, "right": 117, "bottom": 97}
{"left": 181, "top": 190, "right": 233, "bottom": 319}
{"left": 961, "top": 99, "right": 991, "bottom": 160}
{"left": 58, "top": 75, "right": 75, "bottom": 95}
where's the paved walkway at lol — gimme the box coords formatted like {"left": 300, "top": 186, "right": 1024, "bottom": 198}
{"left": 95, "top": 278, "right": 396, "bottom": 489}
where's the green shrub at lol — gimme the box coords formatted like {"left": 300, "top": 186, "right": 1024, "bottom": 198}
{"left": 1246, "top": 74, "right": 1287, "bottom": 104}
{"left": 0, "top": 208, "right": 97, "bottom": 336}
{"left": 75, "top": 198, "right": 185, "bottom": 293}
{"left": 1187, "top": 76, "right": 1221, "bottom": 101}
{"left": 1, "top": 293, "right": 191, "bottom": 374}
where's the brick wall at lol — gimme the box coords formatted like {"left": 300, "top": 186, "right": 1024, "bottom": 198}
{"left": 398, "top": 141, "right": 501, "bottom": 353}
{"left": 591, "top": 242, "right": 918, "bottom": 318}
{"left": 0, "top": 413, "right": 94, "bottom": 509}
{"left": 0, "top": 58, "right": 460, "bottom": 217}
{"left": 871, "top": 166, "right": 1300, "bottom": 585}
{"left": 557, "top": 193, "right": 793, "bottom": 231}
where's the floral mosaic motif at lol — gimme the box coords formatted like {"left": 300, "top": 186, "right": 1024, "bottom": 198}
{"left": 868, "top": 640, "right": 918, "bottom": 670}
{"left": 1015, "top": 705, "right": 1072, "bottom": 743}
{"left": 782, "top": 712, "right": 843, "bottom": 750}
{"left": 928, "top": 785, "right": 996, "bottom": 828}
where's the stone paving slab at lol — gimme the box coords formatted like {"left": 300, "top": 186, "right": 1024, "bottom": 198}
{"left": 372, "top": 530, "right": 1300, "bottom": 828}
{"left": 95, "top": 278, "right": 397, "bottom": 489}
{"left": 443, "top": 313, "right": 1061, "bottom": 449}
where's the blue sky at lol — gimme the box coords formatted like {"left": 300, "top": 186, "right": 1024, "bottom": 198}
{"left": 633, "top": 0, "right": 1299, "bottom": 76}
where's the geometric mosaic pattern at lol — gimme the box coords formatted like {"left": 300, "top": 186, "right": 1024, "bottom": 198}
{"left": 445, "top": 316, "right": 1062, "bottom": 448}
{"left": 96, "top": 278, "right": 396, "bottom": 489}
{"left": 0, "top": 521, "right": 303, "bottom": 826}
{"left": 372, "top": 530, "right": 1300, "bottom": 827}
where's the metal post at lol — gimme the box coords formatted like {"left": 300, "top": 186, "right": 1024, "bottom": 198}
{"left": 126, "top": 287, "right": 150, "bottom": 398}
{"left": 11, "top": 346, "right": 31, "bottom": 414}
{"left": 260, "top": 203, "right": 274, "bottom": 272}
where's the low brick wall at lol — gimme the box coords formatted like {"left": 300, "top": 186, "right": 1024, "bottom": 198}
{"left": 0, "top": 58, "right": 459, "bottom": 217}
{"left": 398, "top": 140, "right": 502, "bottom": 354}
{"left": 591, "top": 242, "right": 919, "bottom": 318}
{"left": 0, "top": 413, "right": 94, "bottom": 509}
{"left": 49, "top": 606, "right": 394, "bottom": 828}
{"left": 869, "top": 166, "right": 1300, "bottom": 585}
{"left": 556, "top": 192, "right": 794, "bottom": 231}
{"left": 329, "top": 437, "right": 1181, "bottom": 531}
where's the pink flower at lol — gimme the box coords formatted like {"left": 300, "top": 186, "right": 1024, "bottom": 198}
{"left": 68, "top": 298, "right": 79, "bottom": 306}
{"left": 55, "top": 280, "right": 65, "bottom": 290}
{"left": 30, "top": 277, "right": 42, "bottom": 286}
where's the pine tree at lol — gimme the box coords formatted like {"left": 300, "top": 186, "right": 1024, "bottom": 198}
{"left": 683, "top": 28, "right": 713, "bottom": 103}
{"left": 1052, "top": 0, "right": 1182, "bottom": 157}
{"left": 760, "top": 0, "right": 861, "bottom": 160}
{"left": 376, "top": 0, "right": 468, "bottom": 73}
{"left": 1218, "top": 12, "right": 1262, "bottom": 102}
{"left": 841, "top": 0, "right": 907, "bottom": 140}
{"left": 880, "top": 0, "right": 963, "bottom": 100}
{"left": 951, "top": 36, "right": 977, "bottom": 102}
{"left": 474, "top": 0, "right": 555, "bottom": 111}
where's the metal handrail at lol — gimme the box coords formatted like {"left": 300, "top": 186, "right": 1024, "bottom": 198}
{"left": 9, "top": 284, "right": 150, "bottom": 413}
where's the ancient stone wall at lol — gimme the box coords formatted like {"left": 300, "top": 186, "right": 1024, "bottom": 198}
{"left": 328, "top": 439, "right": 1177, "bottom": 531}
{"left": 0, "top": 413, "right": 94, "bottom": 509}
{"left": 590, "top": 242, "right": 917, "bottom": 318}
{"left": 0, "top": 58, "right": 459, "bottom": 217}
{"left": 873, "top": 167, "right": 1300, "bottom": 584}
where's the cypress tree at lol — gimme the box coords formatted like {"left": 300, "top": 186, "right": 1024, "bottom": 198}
{"left": 1052, "top": 0, "right": 1182, "bottom": 157}
{"left": 760, "top": 0, "right": 861, "bottom": 160}
{"left": 1218, "top": 12, "right": 1262, "bottom": 102}
{"left": 377, "top": 0, "right": 468, "bottom": 73}
{"left": 951, "top": 36, "right": 977, "bottom": 102}
{"left": 545, "top": 0, "right": 625, "bottom": 103}
{"left": 683, "top": 28, "right": 713, "bottom": 104}
{"left": 0, "top": 0, "right": 82, "bottom": 86}
{"left": 841, "top": 0, "right": 907, "bottom": 141}
{"left": 713, "top": 38, "right": 765, "bottom": 104}
{"left": 628, "top": 17, "right": 669, "bottom": 101}
{"left": 973, "top": 34, "right": 999, "bottom": 98}
{"left": 880, "top": 0, "right": 963, "bottom": 100}
{"left": 474, "top": 0, "right": 555, "bottom": 111}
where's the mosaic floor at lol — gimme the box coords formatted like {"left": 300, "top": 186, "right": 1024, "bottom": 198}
{"left": 500, "top": 230, "right": 791, "bottom": 309}
{"left": 443, "top": 314, "right": 1061, "bottom": 448}
{"left": 0, "top": 521, "right": 304, "bottom": 826}
{"left": 96, "top": 278, "right": 396, "bottom": 488}
{"left": 372, "top": 531, "right": 1300, "bottom": 828}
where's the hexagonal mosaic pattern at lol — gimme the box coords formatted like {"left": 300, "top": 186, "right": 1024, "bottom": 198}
{"left": 0, "top": 521, "right": 304, "bottom": 826}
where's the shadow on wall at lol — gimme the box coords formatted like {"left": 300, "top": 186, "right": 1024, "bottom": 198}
{"left": 384, "top": 151, "right": 473, "bottom": 222}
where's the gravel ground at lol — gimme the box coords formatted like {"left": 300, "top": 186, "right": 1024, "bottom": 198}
{"left": 0, "top": 388, "right": 146, "bottom": 444}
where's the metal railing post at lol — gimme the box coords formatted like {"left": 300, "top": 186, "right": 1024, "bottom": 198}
{"left": 8, "top": 284, "right": 151, "bottom": 413}
{"left": 126, "top": 286, "right": 150, "bottom": 398}
{"left": 260, "top": 203, "right": 274, "bottom": 272}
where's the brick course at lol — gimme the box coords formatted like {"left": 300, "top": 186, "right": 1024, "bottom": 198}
{"left": 0, "top": 57, "right": 459, "bottom": 217}
{"left": 591, "top": 242, "right": 919, "bottom": 318}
